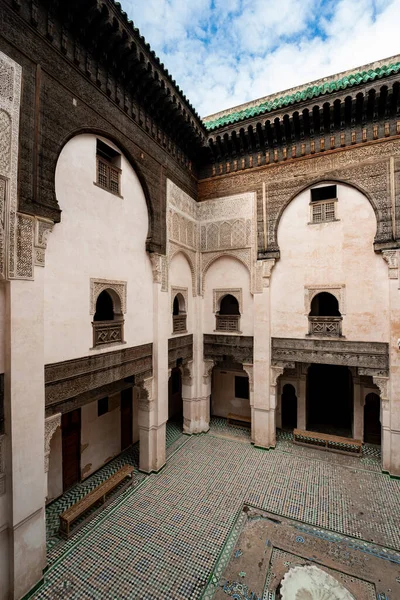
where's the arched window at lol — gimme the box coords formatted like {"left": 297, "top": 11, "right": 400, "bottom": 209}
{"left": 172, "top": 293, "right": 187, "bottom": 333}
{"left": 216, "top": 294, "right": 240, "bottom": 332}
{"left": 92, "top": 289, "right": 124, "bottom": 347}
{"left": 308, "top": 292, "right": 342, "bottom": 337}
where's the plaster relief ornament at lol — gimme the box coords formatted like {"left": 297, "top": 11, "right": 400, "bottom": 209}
{"left": 280, "top": 565, "right": 355, "bottom": 600}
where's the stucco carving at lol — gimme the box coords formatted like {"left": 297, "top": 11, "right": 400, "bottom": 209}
{"left": 44, "top": 413, "right": 61, "bottom": 472}
{"left": 213, "top": 288, "right": 242, "bottom": 313}
{"left": 137, "top": 377, "right": 154, "bottom": 412}
{"left": 149, "top": 252, "right": 168, "bottom": 291}
{"left": 203, "top": 359, "right": 215, "bottom": 385}
{"left": 372, "top": 375, "right": 389, "bottom": 408}
{"left": 305, "top": 285, "right": 346, "bottom": 314}
{"left": 200, "top": 218, "right": 252, "bottom": 251}
{"left": 90, "top": 278, "right": 127, "bottom": 315}
{"left": 182, "top": 361, "right": 193, "bottom": 387}
{"left": 171, "top": 286, "right": 188, "bottom": 313}
{"left": 382, "top": 250, "right": 399, "bottom": 280}
{"left": 34, "top": 218, "right": 54, "bottom": 267}
{"left": 243, "top": 363, "right": 254, "bottom": 392}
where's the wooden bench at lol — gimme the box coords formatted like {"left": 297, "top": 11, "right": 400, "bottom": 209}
{"left": 293, "top": 429, "right": 362, "bottom": 456}
{"left": 227, "top": 413, "right": 251, "bottom": 428}
{"left": 59, "top": 464, "right": 134, "bottom": 538}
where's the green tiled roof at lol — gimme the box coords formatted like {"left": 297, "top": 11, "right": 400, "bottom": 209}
{"left": 204, "top": 61, "right": 400, "bottom": 132}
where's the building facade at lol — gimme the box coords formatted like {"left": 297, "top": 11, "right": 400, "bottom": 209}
{"left": 0, "top": 0, "right": 399, "bottom": 597}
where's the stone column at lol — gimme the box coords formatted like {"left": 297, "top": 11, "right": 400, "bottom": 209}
{"left": 382, "top": 250, "right": 400, "bottom": 475}
{"left": 297, "top": 366, "right": 308, "bottom": 430}
{"left": 253, "top": 259, "right": 276, "bottom": 449}
{"left": 140, "top": 253, "right": 169, "bottom": 474}
{"left": 243, "top": 364, "right": 254, "bottom": 442}
{"left": 5, "top": 273, "right": 47, "bottom": 599}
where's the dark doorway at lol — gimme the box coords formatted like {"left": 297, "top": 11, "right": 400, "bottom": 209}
{"left": 62, "top": 409, "right": 81, "bottom": 491}
{"left": 307, "top": 364, "right": 353, "bottom": 437}
{"left": 121, "top": 388, "right": 133, "bottom": 451}
{"left": 281, "top": 384, "right": 297, "bottom": 430}
{"left": 168, "top": 367, "right": 183, "bottom": 424}
{"left": 364, "top": 393, "right": 381, "bottom": 445}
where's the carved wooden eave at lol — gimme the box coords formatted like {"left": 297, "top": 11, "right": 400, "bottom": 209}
{"left": 10, "top": 0, "right": 207, "bottom": 158}
{"left": 204, "top": 334, "right": 254, "bottom": 365}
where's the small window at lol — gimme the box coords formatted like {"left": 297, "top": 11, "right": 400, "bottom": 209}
{"left": 172, "top": 293, "right": 187, "bottom": 333}
{"left": 216, "top": 294, "right": 240, "bottom": 332}
{"left": 98, "top": 397, "right": 109, "bottom": 417}
{"left": 235, "top": 376, "right": 249, "bottom": 400}
{"left": 96, "top": 139, "right": 121, "bottom": 196}
{"left": 311, "top": 185, "right": 337, "bottom": 202}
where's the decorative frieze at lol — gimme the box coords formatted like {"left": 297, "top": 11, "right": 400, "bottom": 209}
{"left": 45, "top": 343, "right": 153, "bottom": 409}
{"left": 168, "top": 334, "right": 193, "bottom": 368}
{"left": 272, "top": 337, "right": 389, "bottom": 371}
{"left": 204, "top": 334, "right": 254, "bottom": 364}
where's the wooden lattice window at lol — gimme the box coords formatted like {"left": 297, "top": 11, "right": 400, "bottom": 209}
{"left": 311, "top": 201, "right": 336, "bottom": 223}
{"left": 96, "top": 139, "right": 121, "bottom": 196}
{"left": 310, "top": 185, "right": 337, "bottom": 224}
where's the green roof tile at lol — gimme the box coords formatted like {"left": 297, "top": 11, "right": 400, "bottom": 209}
{"left": 204, "top": 61, "right": 400, "bottom": 131}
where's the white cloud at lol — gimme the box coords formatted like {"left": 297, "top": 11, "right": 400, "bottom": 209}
{"left": 123, "top": 0, "right": 400, "bottom": 117}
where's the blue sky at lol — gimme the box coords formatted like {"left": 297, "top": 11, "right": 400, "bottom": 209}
{"left": 122, "top": 0, "right": 400, "bottom": 117}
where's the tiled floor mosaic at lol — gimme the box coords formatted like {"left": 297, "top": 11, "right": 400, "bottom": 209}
{"left": 35, "top": 428, "right": 399, "bottom": 599}
{"left": 45, "top": 421, "right": 186, "bottom": 564}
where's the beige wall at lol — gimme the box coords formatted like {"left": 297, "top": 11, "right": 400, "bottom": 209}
{"left": 45, "top": 134, "right": 154, "bottom": 364}
{"left": 271, "top": 182, "right": 389, "bottom": 342}
{"left": 203, "top": 256, "right": 253, "bottom": 335}
{"left": 81, "top": 393, "right": 121, "bottom": 479}
{"left": 169, "top": 252, "right": 194, "bottom": 335}
{"left": 211, "top": 368, "right": 250, "bottom": 418}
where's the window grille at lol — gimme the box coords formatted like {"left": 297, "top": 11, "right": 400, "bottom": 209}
{"left": 216, "top": 314, "right": 240, "bottom": 332}
{"left": 311, "top": 200, "right": 336, "bottom": 223}
{"left": 96, "top": 156, "right": 121, "bottom": 195}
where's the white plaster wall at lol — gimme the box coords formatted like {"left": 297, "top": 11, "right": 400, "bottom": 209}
{"left": 271, "top": 183, "right": 389, "bottom": 342}
{"left": 211, "top": 368, "right": 251, "bottom": 418}
{"left": 45, "top": 134, "right": 153, "bottom": 364}
{"left": 203, "top": 256, "right": 253, "bottom": 335}
{"left": 47, "top": 426, "right": 62, "bottom": 503}
{"left": 169, "top": 252, "right": 194, "bottom": 335}
{"left": 81, "top": 393, "right": 121, "bottom": 479}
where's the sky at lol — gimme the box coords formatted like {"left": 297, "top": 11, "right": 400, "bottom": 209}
{"left": 122, "top": 0, "right": 400, "bottom": 118}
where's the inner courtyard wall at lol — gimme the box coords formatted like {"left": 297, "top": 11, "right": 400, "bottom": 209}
{"left": 211, "top": 368, "right": 250, "bottom": 419}
{"left": 45, "top": 134, "right": 154, "bottom": 365}
{"left": 270, "top": 183, "right": 389, "bottom": 342}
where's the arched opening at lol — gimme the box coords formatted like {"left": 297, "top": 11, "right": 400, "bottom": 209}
{"left": 307, "top": 364, "right": 353, "bottom": 437}
{"left": 216, "top": 294, "right": 240, "bottom": 332}
{"left": 281, "top": 384, "right": 297, "bottom": 430}
{"left": 210, "top": 362, "right": 251, "bottom": 435}
{"left": 168, "top": 367, "right": 183, "bottom": 427}
{"left": 364, "top": 393, "right": 381, "bottom": 445}
{"left": 172, "top": 293, "right": 187, "bottom": 333}
{"left": 94, "top": 290, "right": 114, "bottom": 321}
{"left": 308, "top": 292, "right": 342, "bottom": 336}
{"left": 92, "top": 289, "right": 124, "bottom": 347}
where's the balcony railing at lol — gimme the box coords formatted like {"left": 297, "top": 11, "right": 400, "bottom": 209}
{"left": 308, "top": 316, "right": 342, "bottom": 337}
{"left": 216, "top": 314, "right": 240, "bottom": 332}
{"left": 92, "top": 320, "right": 124, "bottom": 347}
{"left": 173, "top": 314, "right": 187, "bottom": 333}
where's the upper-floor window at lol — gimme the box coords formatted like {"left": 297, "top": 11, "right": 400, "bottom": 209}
{"left": 308, "top": 291, "right": 342, "bottom": 337}
{"left": 96, "top": 139, "right": 121, "bottom": 196}
{"left": 92, "top": 289, "right": 124, "bottom": 347}
{"left": 216, "top": 294, "right": 240, "bottom": 333}
{"left": 310, "top": 185, "right": 337, "bottom": 223}
{"left": 172, "top": 293, "right": 187, "bottom": 334}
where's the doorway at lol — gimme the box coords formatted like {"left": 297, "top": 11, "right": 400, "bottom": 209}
{"left": 281, "top": 384, "right": 297, "bottom": 430}
{"left": 307, "top": 364, "right": 353, "bottom": 437}
{"left": 168, "top": 367, "right": 183, "bottom": 425}
{"left": 121, "top": 388, "right": 133, "bottom": 451}
{"left": 62, "top": 409, "right": 81, "bottom": 491}
{"left": 364, "top": 393, "right": 381, "bottom": 445}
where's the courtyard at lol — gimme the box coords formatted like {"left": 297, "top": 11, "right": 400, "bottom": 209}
{"left": 33, "top": 421, "right": 400, "bottom": 599}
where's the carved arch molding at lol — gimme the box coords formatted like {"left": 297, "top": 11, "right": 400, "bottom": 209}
{"left": 261, "top": 143, "right": 400, "bottom": 257}
{"left": 90, "top": 278, "right": 127, "bottom": 315}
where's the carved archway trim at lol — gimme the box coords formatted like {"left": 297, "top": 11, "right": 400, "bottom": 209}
{"left": 44, "top": 413, "right": 61, "bottom": 473}
{"left": 90, "top": 278, "right": 127, "bottom": 315}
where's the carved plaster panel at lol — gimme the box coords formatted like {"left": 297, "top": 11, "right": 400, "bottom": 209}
{"left": 0, "top": 51, "right": 21, "bottom": 281}
{"left": 44, "top": 413, "right": 61, "bottom": 472}
{"left": 304, "top": 284, "right": 346, "bottom": 314}
{"left": 34, "top": 217, "right": 54, "bottom": 267}
{"left": 213, "top": 288, "right": 242, "bottom": 313}
{"left": 382, "top": 250, "right": 399, "bottom": 280}
{"left": 171, "top": 286, "right": 188, "bottom": 313}
{"left": 167, "top": 179, "right": 197, "bottom": 220}
{"left": 198, "top": 192, "right": 255, "bottom": 222}
{"left": 90, "top": 278, "right": 127, "bottom": 315}
{"left": 149, "top": 253, "right": 168, "bottom": 291}
{"left": 203, "top": 359, "right": 215, "bottom": 385}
